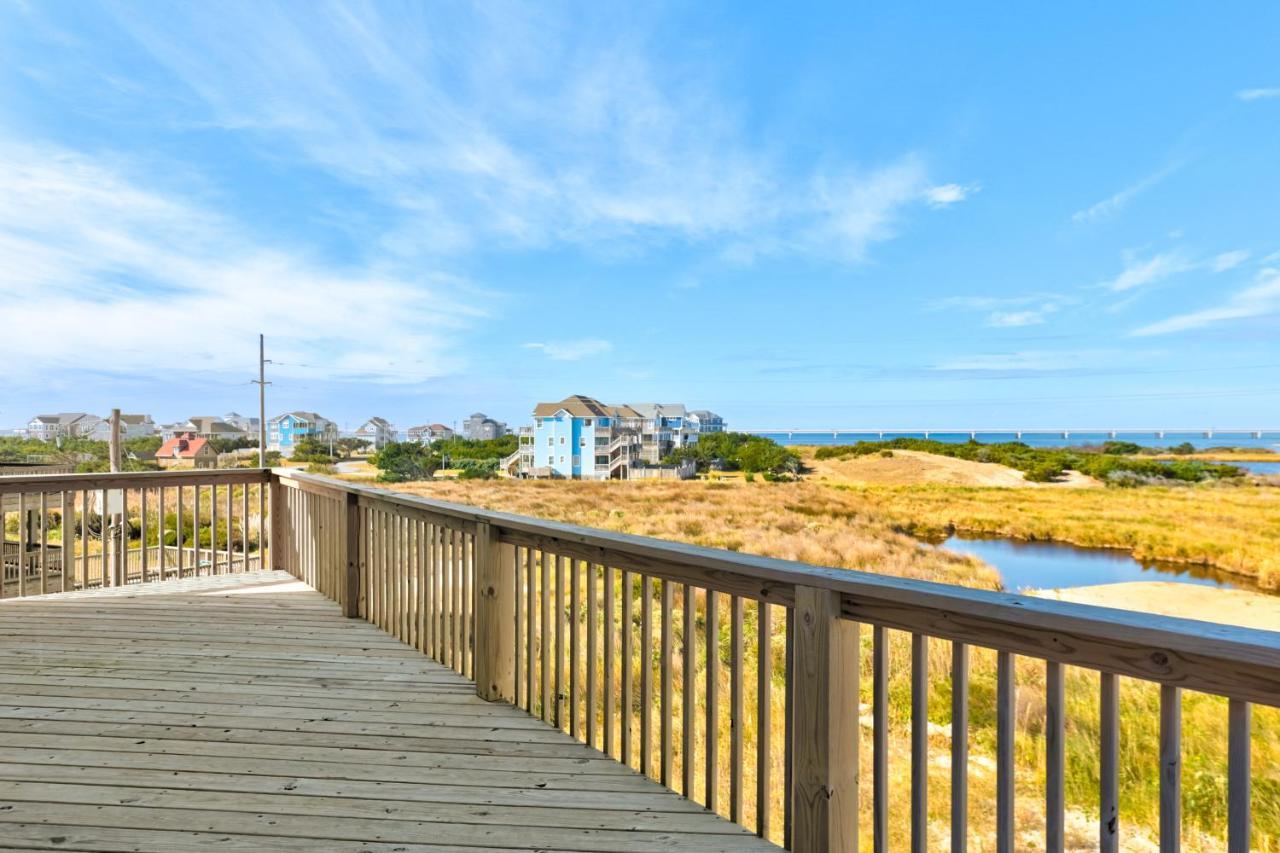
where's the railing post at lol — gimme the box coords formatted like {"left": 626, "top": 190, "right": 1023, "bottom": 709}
{"left": 473, "top": 521, "right": 516, "bottom": 703}
{"left": 343, "top": 492, "right": 361, "bottom": 618}
{"left": 269, "top": 474, "right": 284, "bottom": 572}
{"left": 792, "top": 585, "right": 859, "bottom": 853}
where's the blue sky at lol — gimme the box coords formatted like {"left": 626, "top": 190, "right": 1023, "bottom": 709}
{"left": 2, "top": 2, "right": 1279, "bottom": 432}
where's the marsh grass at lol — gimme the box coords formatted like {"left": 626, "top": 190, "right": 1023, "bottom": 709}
{"left": 380, "top": 476, "right": 1278, "bottom": 849}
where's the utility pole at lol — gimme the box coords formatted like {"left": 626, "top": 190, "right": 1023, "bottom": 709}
{"left": 253, "top": 334, "right": 271, "bottom": 467}
{"left": 109, "top": 408, "right": 122, "bottom": 473}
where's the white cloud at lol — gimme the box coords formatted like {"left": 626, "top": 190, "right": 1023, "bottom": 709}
{"left": 1237, "top": 88, "right": 1280, "bottom": 101}
{"left": 924, "top": 183, "right": 979, "bottom": 208}
{"left": 933, "top": 350, "right": 1121, "bottom": 372}
{"left": 1072, "top": 164, "right": 1179, "bottom": 223}
{"left": 522, "top": 339, "right": 613, "bottom": 361}
{"left": 1211, "top": 249, "right": 1250, "bottom": 273}
{"left": 84, "top": 3, "right": 952, "bottom": 265}
{"left": 1131, "top": 268, "right": 1280, "bottom": 336}
{"left": 986, "top": 308, "right": 1053, "bottom": 327}
{"left": 0, "top": 141, "right": 478, "bottom": 385}
{"left": 1100, "top": 251, "right": 1193, "bottom": 292}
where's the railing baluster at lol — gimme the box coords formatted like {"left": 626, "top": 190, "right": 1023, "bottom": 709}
{"left": 730, "top": 594, "right": 744, "bottom": 825}
{"left": 241, "top": 483, "right": 250, "bottom": 572}
{"left": 951, "top": 642, "right": 969, "bottom": 853}
{"left": 621, "top": 569, "right": 634, "bottom": 767}
{"left": 661, "top": 578, "right": 674, "bottom": 788}
{"left": 541, "top": 550, "right": 552, "bottom": 721}
{"left": 570, "top": 556, "right": 581, "bottom": 740}
{"left": 224, "top": 484, "right": 232, "bottom": 575}
{"left": 455, "top": 527, "right": 465, "bottom": 671}
{"left": 757, "top": 599, "right": 772, "bottom": 840}
{"left": 997, "top": 650, "right": 1016, "bottom": 853}
{"left": 874, "top": 625, "right": 888, "bottom": 853}
{"left": 1100, "top": 672, "right": 1119, "bottom": 853}
{"left": 912, "top": 633, "right": 928, "bottom": 853}
{"left": 513, "top": 545, "right": 523, "bottom": 708}
{"left": 1228, "top": 698, "right": 1251, "bottom": 853}
{"left": 587, "top": 560, "right": 598, "bottom": 745}
{"left": 682, "top": 583, "right": 696, "bottom": 798}
{"left": 39, "top": 491, "right": 49, "bottom": 595}
{"left": 555, "top": 554, "right": 565, "bottom": 730}
{"left": 139, "top": 488, "right": 149, "bottom": 584}
{"left": 525, "top": 547, "right": 535, "bottom": 713}
{"left": 1159, "top": 685, "right": 1181, "bottom": 852}
{"left": 192, "top": 483, "right": 200, "bottom": 578}
{"left": 17, "top": 492, "right": 26, "bottom": 597}
{"left": 211, "top": 483, "right": 219, "bottom": 576}
{"left": 705, "top": 588, "right": 719, "bottom": 812}
{"left": 604, "top": 565, "right": 616, "bottom": 756}
{"left": 82, "top": 488, "right": 91, "bottom": 586}
{"left": 1046, "top": 660, "right": 1065, "bottom": 853}
{"left": 60, "top": 490, "right": 71, "bottom": 592}
{"left": 641, "top": 575, "right": 654, "bottom": 778}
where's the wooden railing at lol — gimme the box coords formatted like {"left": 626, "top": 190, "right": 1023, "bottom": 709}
{"left": 5, "top": 467, "right": 1277, "bottom": 851}
{"left": 0, "top": 469, "right": 269, "bottom": 596}
{"left": 271, "top": 469, "right": 1278, "bottom": 853}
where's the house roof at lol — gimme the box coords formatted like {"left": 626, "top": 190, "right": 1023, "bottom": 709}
{"left": 119, "top": 414, "right": 153, "bottom": 426}
{"left": 269, "top": 411, "right": 329, "bottom": 425}
{"left": 157, "top": 433, "right": 211, "bottom": 459}
{"left": 32, "top": 413, "right": 94, "bottom": 425}
{"left": 429, "top": 423, "right": 450, "bottom": 431}
{"left": 689, "top": 410, "right": 721, "bottom": 419}
{"left": 359, "top": 417, "right": 392, "bottom": 429}
{"left": 627, "top": 403, "right": 688, "bottom": 420}
{"left": 533, "top": 395, "right": 640, "bottom": 419}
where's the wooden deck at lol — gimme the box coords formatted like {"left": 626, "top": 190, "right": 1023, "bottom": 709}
{"left": 0, "top": 571, "right": 777, "bottom": 852}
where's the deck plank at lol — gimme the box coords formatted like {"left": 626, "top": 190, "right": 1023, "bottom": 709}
{"left": 0, "top": 572, "right": 776, "bottom": 852}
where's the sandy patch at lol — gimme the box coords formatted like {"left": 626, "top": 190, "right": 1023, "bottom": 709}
{"left": 803, "top": 449, "right": 1098, "bottom": 488}
{"left": 1031, "top": 581, "right": 1280, "bottom": 631}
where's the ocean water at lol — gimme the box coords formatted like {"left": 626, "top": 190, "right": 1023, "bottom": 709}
{"left": 753, "top": 430, "right": 1280, "bottom": 451}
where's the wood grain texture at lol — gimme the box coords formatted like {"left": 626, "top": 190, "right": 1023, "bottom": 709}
{"left": 789, "top": 586, "right": 858, "bottom": 853}
{"left": 0, "top": 572, "right": 774, "bottom": 852}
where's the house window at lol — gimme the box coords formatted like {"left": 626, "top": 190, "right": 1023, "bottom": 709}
{"left": 560, "top": 437, "right": 565, "bottom": 445}
{"left": 579, "top": 437, "right": 586, "bottom": 447}
{"left": 547, "top": 455, "right": 554, "bottom": 465}
{"left": 584, "top": 419, "right": 592, "bottom": 426}
{"left": 560, "top": 456, "right": 565, "bottom": 464}
{"left": 547, "top": 437, "right": 553, "bottom": 446}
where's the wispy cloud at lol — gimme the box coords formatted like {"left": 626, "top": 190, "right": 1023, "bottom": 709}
{"left": 1131, "top": 268, "right": 1280, "bottom": 336}
{"left": 1211, "top": 249, "right": 1250, "bottom": 273}
{"left": 522, "top": 339, "right": 613, "bottom": 361}
{"left": 930, "top": 293, "right": 1068, "bottom": 328}
{"left": 77, "top": 3, "right": 958, "bottom": 266}
{"left": 932, "top": 349, "right": 1132, "bottom": 372}
{"left": 924, "top": 183, "right": 980, "bottom": 209}
{"left": 1100, "top": 251, "right": 1194, "bottom": 292}
{"left": 0, "top": 141, "right": 478, "bottom": 385}
{"left": 1237, "top": 88, "right": 1280, "bottom": 101}
{"left": 986, "top": 308, "right": 1055, "bottom": 328}
{"left": 1072, "top": 164, "right": 1179, "bottom": 223}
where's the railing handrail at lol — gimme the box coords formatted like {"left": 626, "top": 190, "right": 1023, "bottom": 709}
{"left": 272, "top": 468, "right": 1280, "bottom": 704}
{"left": 0, "top": 467, "right": 270, "bottom": 495}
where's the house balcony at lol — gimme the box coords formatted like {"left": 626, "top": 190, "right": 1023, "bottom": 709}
{"left": 0, "top": 468, "right": 1274, "bottom": 851}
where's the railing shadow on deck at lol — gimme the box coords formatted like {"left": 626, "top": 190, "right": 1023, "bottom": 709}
{"left": 2, "top": 466, "right": 1277, "bottom": 852}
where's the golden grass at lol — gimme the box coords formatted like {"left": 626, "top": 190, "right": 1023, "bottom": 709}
{"left": 371, "top": 475, "right": 1279, "bottom": 850}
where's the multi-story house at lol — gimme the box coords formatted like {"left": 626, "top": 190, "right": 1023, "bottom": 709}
{"left": 163, "top": 416, "right": 250, "bottom": 443}
{"left": 502, "top": 395, "right": 700, "bottom": 480}
{"left": 25, "top": 413, "right": 102, "bottom": 441}
{"left": 222, "top": 412, "right": 261, "bottom": 434}
{"left": 687, "top": 410, "right": 726, "bottom": 433}
{"left": 463, "top": 412, "right": 508, "bottom": 441}
{"left": 85, "top": 414, "right": 157, "bottom": 441}
{"left": 355, "top": 417, "right": 396, "bottom": 449}
{"left": 407, "top": 423, "right": 454, "bottom": 444}
{"left": 267, "top": 411, "right": 338, "bottom": 455}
